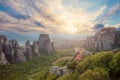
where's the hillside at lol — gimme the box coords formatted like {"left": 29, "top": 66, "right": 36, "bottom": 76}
{"left": 0, "top": 49, "right": 120, "bottom": 80}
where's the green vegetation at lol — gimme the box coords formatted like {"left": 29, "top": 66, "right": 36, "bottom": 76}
{"left": 0, "top": 49, "right": 120, "bottom": 80}
{"left": 0, "top": 49, "right": 74, "bottom": 80}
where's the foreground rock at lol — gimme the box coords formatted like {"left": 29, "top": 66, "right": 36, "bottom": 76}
{"left": 74, "top": 48, "right": 91, "bottom": 61}
{"left": 49, "top": 66, "right": 72, "bottom": 76}
{"left": 39, "top": 34, "right": 51, "bottom": 55}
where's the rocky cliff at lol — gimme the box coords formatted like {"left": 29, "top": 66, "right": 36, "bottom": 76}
{"left": 82, "top": 27, "right": 120, "bottom": 51}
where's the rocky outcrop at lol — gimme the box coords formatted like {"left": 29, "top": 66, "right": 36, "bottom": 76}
{"left": 14, "top": 48, "right": 26, "bottom": 63}
{"left": 10, "top": 39, "right": 20, "bottom": 49}
{"left": 3, "top": 42, "right": 13, "bottom": 63}
{"left": 82, "top": 27, "right": 118, "bottom": 51}
{"left": 49, "top": 66, "right": 72, "bottom": 76}
{"left": 94, "top": 27, "right": 116, "bottom": 51}
{"left": 32, "top": 41, "right": 40, "bottom": 57}
{"left": 0, "top": 44, "right": 8, "bottom": 64}
{"left": 0, "top": 33, "right": 52, "bottom": 64}
{"left": 0, "top": 35, "right": 27, "bottom": 64}
{"left": 25, "top": 40, "right": 33, "bottom": 60}
{"left": 39, "top": 34, "right": 51, "bottom": 55}
{"left": 0, "top": 35, "right": 7, "bottom": 45}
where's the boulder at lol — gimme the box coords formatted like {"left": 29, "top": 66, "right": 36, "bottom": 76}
{"left": 39, "top": 34, "right": 51, "bottom": 55}
{"left": 32, "top": 41, "right": 40, "bottom": 57}
{"left": 49, "top": 66, "right": 72, "bottom": 76}
{"left": 49, "top": 66, "right": 62, "bottom": 76}
{"left": 25, "top": 40, "right": 33, "bottom": 60}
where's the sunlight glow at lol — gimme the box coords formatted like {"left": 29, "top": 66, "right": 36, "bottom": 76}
{"left": 68, "top": 26, "right": 78, "bottom": 33}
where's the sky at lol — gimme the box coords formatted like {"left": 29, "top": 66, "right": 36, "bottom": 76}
{"left": 0, "top": 0, "right": 120, "bottom": 40}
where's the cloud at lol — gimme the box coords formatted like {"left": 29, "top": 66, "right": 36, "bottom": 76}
{"left": 108, "top": 4, "right": 120, "bottom": 16}
{"left": 0, "top": 0, "right": 110, "bottom": 35}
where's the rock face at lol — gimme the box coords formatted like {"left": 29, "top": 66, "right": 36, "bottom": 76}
{"left": 82, "top": 27, "right": 118, "bottom": 51}
{"left": 0, "top": 35, "right": 26, "bottom": 64}
{"left": 39, "top": 34, "right": 51, "bottom": 54}
{"left": 3, "top": 42, "right": 13, "bottom": 63}
{"left": 0, "top": 35, "right": 7, "bottom": 45}
{"left": 32, "top": 41, "right": 40, "bottom": 57}
{"left": 94, "top": 27, "right": 116, "bottom": 51}
{"left": 0, "top": 44, "right": 8, "bottom": 64}
{"left": 10, "top": 39, "right": 19, "bottom": 49}
{"left": 14, "top": 48, "right": 26, "bottom": 63}
{"left": 25, "top": 40, "right": 33, "bottom": 60}
{"left": 49, "top": 66, "right": 72, "bottom": 76}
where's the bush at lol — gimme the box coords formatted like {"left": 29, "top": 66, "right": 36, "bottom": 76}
{"left": 57, "top": 71, "right": 80, "bottom": 80}
{"left": 110, "top": 51, "right": 120, "bottom": 79}
{"left": 67, "top": 61, "right": 78, "bottom": 70}
{"left": 76, "top": 52, "right": 113, "bottom": 73}
{"left": 78, "top": 67, "right": 110, "bottom": 80}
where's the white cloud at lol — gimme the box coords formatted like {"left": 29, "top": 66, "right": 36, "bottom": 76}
{"left": 0, "top": 0, "right": 107, "bottom": 34}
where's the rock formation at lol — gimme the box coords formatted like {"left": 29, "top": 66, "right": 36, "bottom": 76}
{"left": 10, "top": 39, "right": 20, "bottom": 49}
{"left": 32, "top": 41, "right": 40, "bottom": 57}
{"left": 49, "top": 66, "right": 72, "bottom": 76}
{"left": 0, "top": 44, "right": 8, "bottom": 64}
{"left": 3, "top": 42, "right": 13, "bottom": 63}
{"left": 94, "top": 27, "right": 116, "bottom": 51}
{"left": 0, "top": 35, "right": 7, "bottom": 45}
{"left": 25, "top": 40, "right": 33, "bottom": 60}
{"left": 82, "top": 27, "right": 118, "bottom": 51}
{"left": 13, "top": 48, "right": 26, "bottom": 63}
{"left": 39, "top": 34, "right": 51, "bottom": 55}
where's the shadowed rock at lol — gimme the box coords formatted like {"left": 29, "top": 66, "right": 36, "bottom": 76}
{"left": 0, "top": 44, "right": 8, "bottom": 64}
{"left": 14, "top": 48, "right": 26, "bottom": 63}
{"left": 10, "top": 39, "right": 20, "bottom": 49}
{"left": 25, "top": 40, "right": 32, "bottom": 60}
{"left": 3, "top": 42, "right": 13, "bottom": 63}
{"left": 39, "top": 34, "right": 51, "bottom": 55}
{"left": 0, "top": 35, "right": 7, "bottom": 45}
{"left": 32, "top": 41, "right": 40, "bottom": 57}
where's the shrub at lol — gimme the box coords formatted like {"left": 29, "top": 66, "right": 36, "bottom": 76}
{"left": 78, "top": 67, "right": 110, "bottom": 80}
{"left": 110, "top": 51, "right": 120, "bottom": 79}
{"left": 57, "top": 71, "right": 80, "bottom": 80}
{"left": 76, "top": 52, "right": 113, "bottom": 73}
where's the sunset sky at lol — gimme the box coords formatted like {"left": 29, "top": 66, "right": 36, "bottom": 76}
{"left": 0, "top": 0, "right": 120, "bottom": 41}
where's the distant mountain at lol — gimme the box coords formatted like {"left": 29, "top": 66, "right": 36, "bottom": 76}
{"left": 0, "top": 31, "right": 29, "bottom": 43}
